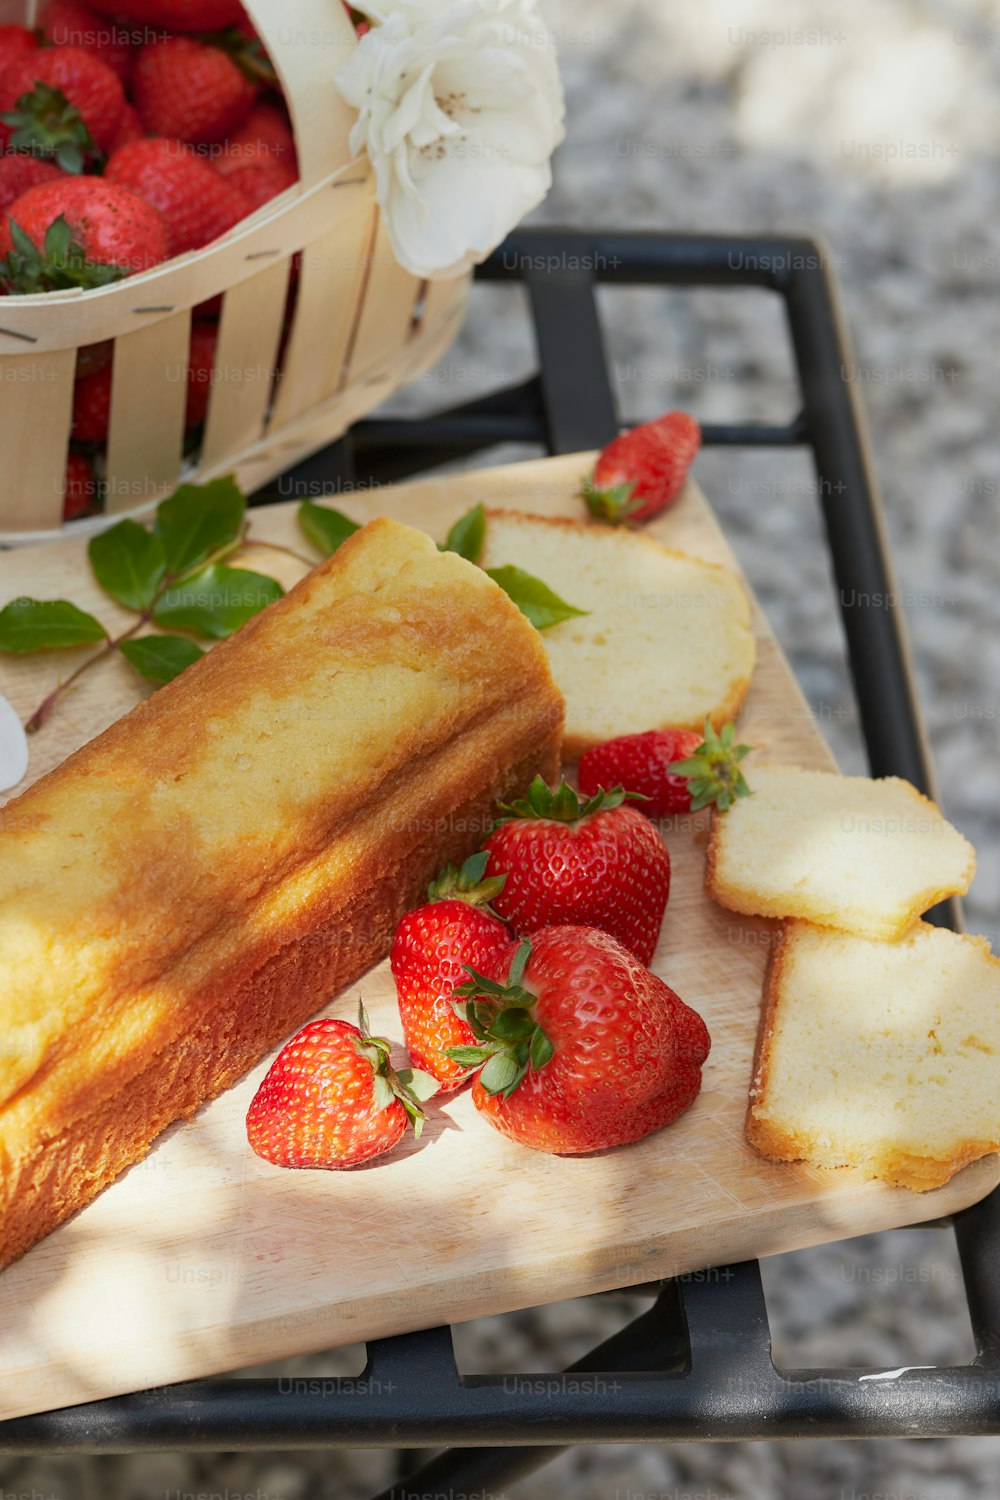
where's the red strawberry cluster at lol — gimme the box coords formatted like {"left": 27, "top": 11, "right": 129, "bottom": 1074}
{"left": 244, "top": 719, "right": 759, "bottom": 1170}
{"left": 246, "top": 725, "right": 766, "bottom": 1170}
{"left": 0, "top": 0, "right": 366, "bottom": 521}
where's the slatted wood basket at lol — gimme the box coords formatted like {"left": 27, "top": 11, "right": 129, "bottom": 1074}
{"left": 0, "top": 0, "right": 471, "bottom": 542}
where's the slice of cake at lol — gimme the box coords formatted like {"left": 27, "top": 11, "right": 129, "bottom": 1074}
{"left": 0, "top": 518, "right": 564, "bottom": 1269}
{"left": 707, "top": 766, "right": 975, "bottom": 941}
{"left": 477, "top": 509, "right": 756, "bottom": 758}
{"left": 747, "top": 920, "right": 1000, "bottom": 1190}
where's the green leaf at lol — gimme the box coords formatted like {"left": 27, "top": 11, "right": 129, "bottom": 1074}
{"left": 479, "top": 1051, "right": 524, "bottom": 1098}
{"left": 153, "top": 477, "right": 246, "bottom": 577}
{"left": 298, "top": 502, "right": 360, "bottom": 557}
{"left": 490, "top": 1008, "right": 535, "bottom": 1043}
{"left": 442, "top": 503, "right": 486, "bottom": 563}
{"left": 529, "top": 1027, "right": 555, "bottom": 1072}
{"left": 0, "top": 598, "right": 107, "bottom": 654}
{"left": 371, "top": 1072, "right": 395, "bottom": 1113}
{"left": 483, "top": 565, "right": 588, "bottom": 631}
{"left": 119, "top": 634, "right": 204, "bottom": 685}
{"left": 152, "top": 566, "right": 283, "bottom": 640}
{"left": 88, "top": 521, "right": 167, "bottom": 613}
{"left": 427, "top": 848, "right": 507, "bottom": 906}
{"left": 396, "top": 1067, "right": 440, "bottom": 1103}
{"left": 455, "top": 966, "right": 507, "bottom": 1001}
{"left": 507, "top": 938, "right": 531, "bottom": 988}
{"left": 444, "top": 1045, "right": 495, "bottom": 1068}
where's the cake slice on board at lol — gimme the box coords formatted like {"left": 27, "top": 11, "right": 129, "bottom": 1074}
{"left": 707, "top": 765, "right": 975, "bottom": 941}
{"left": 747, "top": 920, "right": 1000, "bottom": 1191}
{"left": 478, "top": 508, "right": 757, "bottom": 759}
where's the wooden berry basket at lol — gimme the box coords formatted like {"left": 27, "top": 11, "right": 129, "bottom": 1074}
{"left": 0, "top": 0, "right": 471, "bottom": 542}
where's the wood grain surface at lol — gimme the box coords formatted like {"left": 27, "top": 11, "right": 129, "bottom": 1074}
{"left": 0, "top": 454, "right": 995, "bottom": 1422}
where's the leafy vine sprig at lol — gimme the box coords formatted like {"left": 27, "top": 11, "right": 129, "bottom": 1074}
{"left": 0, "top": 483, "right": 585, "bottom": 737}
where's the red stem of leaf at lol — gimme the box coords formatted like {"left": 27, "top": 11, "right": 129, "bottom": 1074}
{"left": 24, "top": 613, "right": 149, "bottom": 734}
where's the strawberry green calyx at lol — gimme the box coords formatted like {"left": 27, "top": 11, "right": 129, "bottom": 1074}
{"left": 427, "top": 850, "right": 506, "bottom": 908}
{"left": 581, "top": 476, "right": 642, "bottom": 525}
{"left": 352, "top": 1001, "right": 438, "bottom": 1137}
{"left": 200, "top": 26, "right": 278, "bottom": 85}
{"left": 0, "top": 84, "right": 98, "bottom": 174}
{"left": 669, "top": 717, "right": 753, "bottom": 812}
{"left": 495, "top": 774, "right": 645, "bottom": 825}
{"left": 447, "top": 939, "right": 554, "bottom": 1098}
{"left": 0, "top": 215, "right": 126, "bottom": 295}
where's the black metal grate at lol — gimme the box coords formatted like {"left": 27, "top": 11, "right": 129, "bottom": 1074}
{"left": 2, "top": 231, "right": 997, "bottom": 1491}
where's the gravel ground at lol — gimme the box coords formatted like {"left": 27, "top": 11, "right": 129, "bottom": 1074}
{"left": 5, "top": 1, "right": 999, "bottom": 1496}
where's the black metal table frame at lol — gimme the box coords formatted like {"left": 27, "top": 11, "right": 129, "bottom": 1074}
{"left": 3, "top": 231, "right": 997, "bottom": 1492}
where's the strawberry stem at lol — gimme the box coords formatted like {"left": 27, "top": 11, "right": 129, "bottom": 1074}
{"left": 427, "top": 850, "right": 506, "bottom": 908}
{"left": 0, "top": 215, "right": 125, "bottom": 295}
{"left": 0, "top": 83, "right": 98, "bottom": 175}
{"left": 581, "top": 476, "right": 643, "bottom": 525}
{"left": 669, "top": 717, "right": 753, "bottom": 812}
{"left": 495, "top": 774, "right": 645, "bottom": 825}
{"left": 353, "top": 1000, "right": 438, "bottom": 1136}
{"left": 448, "top": 939, "right": 554, "bottom": 1098}
{"left": 25, "top": 611, "right": 150, "bottom": 733}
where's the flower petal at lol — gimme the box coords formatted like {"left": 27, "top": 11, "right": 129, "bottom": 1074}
{"left": 335, "top": 0, "right": 565, "bottom": 277}
{"left": 0, "top": 696, "right": 28, "bottom": 794}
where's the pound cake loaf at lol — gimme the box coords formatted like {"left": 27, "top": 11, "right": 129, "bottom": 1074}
{"left": 0, "top": 518, "right": 563, "bottom": 1268}
{"left": 707, "top": 766, "right": 975, "bottom": 941}
{"left": 747, "top": 920, "right": 1000, "bottom": 1191}
{"left": 478, "top": 509, "right": 756, "bottom": 758}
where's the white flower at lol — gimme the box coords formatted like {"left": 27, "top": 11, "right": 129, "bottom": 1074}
{"left": 0, "top": 696, "right": 28, "bottom": 793}
{"left": 336, "top": 0, "right": 565, "bottom": 279}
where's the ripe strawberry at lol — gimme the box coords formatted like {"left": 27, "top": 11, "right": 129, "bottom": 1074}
{"left": 449, "top": 929, "right": 711, "bottom": 1155}
{"left": 0, "top": 156, "right": 61, "bottom": 217}
{"left": 73, "top": 320, "right": 219, "bottom": 439}
{"left": 40, "top": 1, "right": 135, "bottom": 83}
{"left": 106, "top": 137, "right": 252, "bottom": 256}
{"left": 215, "top": 102, "right": 296, "bottom": 174}
{"left": 0, "top": 26, "right": 38, "bottom": 73}
{"left": 0, "top": 178, "right": 168, "bottom": 291}
{"left": 583, "top": 411, "right": 702, "bottom": 525}
{"left": 185, "top": 320, "right": 218, "bottom": 429}
{"left": 246, "top": 1005, "right": 438, "bottom": 1170}
{"left": 0, "top": 46, "right": 125, "bottom": 169}
{"left": 76, "top": 337, "right": 112, "bottom": 378}
{"left": 391, "top": 853, "right": 511, "bottom": 1092}
{"left": 222, "top": 157, "right": 296, "bottom": 209}
{"left": 71, "top": 359, "right": 111, "bottom": 442}
{"left": 107, "top": 102, "right": 144, "bottom": 154}
{"left": 579, "top": 728, "right": 704, "bottom": 817}
{"left": 132, "top": 35, "right": 256, "bottom": 145}
{"left": 64, "top": 452, "right": 99, "bottom": 521}
{"left": 580, "top": 722, "right": 754, "bottom": 817}
{"left": 88, "top": 0, "right": 245, "bottom": 29}
{"left": 483, "top": 779, "right": 670, "bottom": 967}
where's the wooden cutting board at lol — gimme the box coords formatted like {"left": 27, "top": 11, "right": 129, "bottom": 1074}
{"left": 0, "top": 454, "right": 995, "bottom": 1422}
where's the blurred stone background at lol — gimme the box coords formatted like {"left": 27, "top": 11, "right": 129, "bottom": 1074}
{"left": 5, "top": 0, "right": 999, "bottom": 1496}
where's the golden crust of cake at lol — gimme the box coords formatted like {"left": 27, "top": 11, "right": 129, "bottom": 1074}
{"left": 0, "top": 517, "right": 564, "bottom": 1267}
{"left": 706, "top": 767, "right": 975, "bottom": 941}
{"left": 478, "top": 508, "right": 756, "bottom": 759}
{"left": 745, "top": 920, "right": 1000, "bottom": 1192}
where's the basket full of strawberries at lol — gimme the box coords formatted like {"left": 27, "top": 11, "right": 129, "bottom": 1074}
{"left": 0, "top": 0, "right": 566, "bottom": 540}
